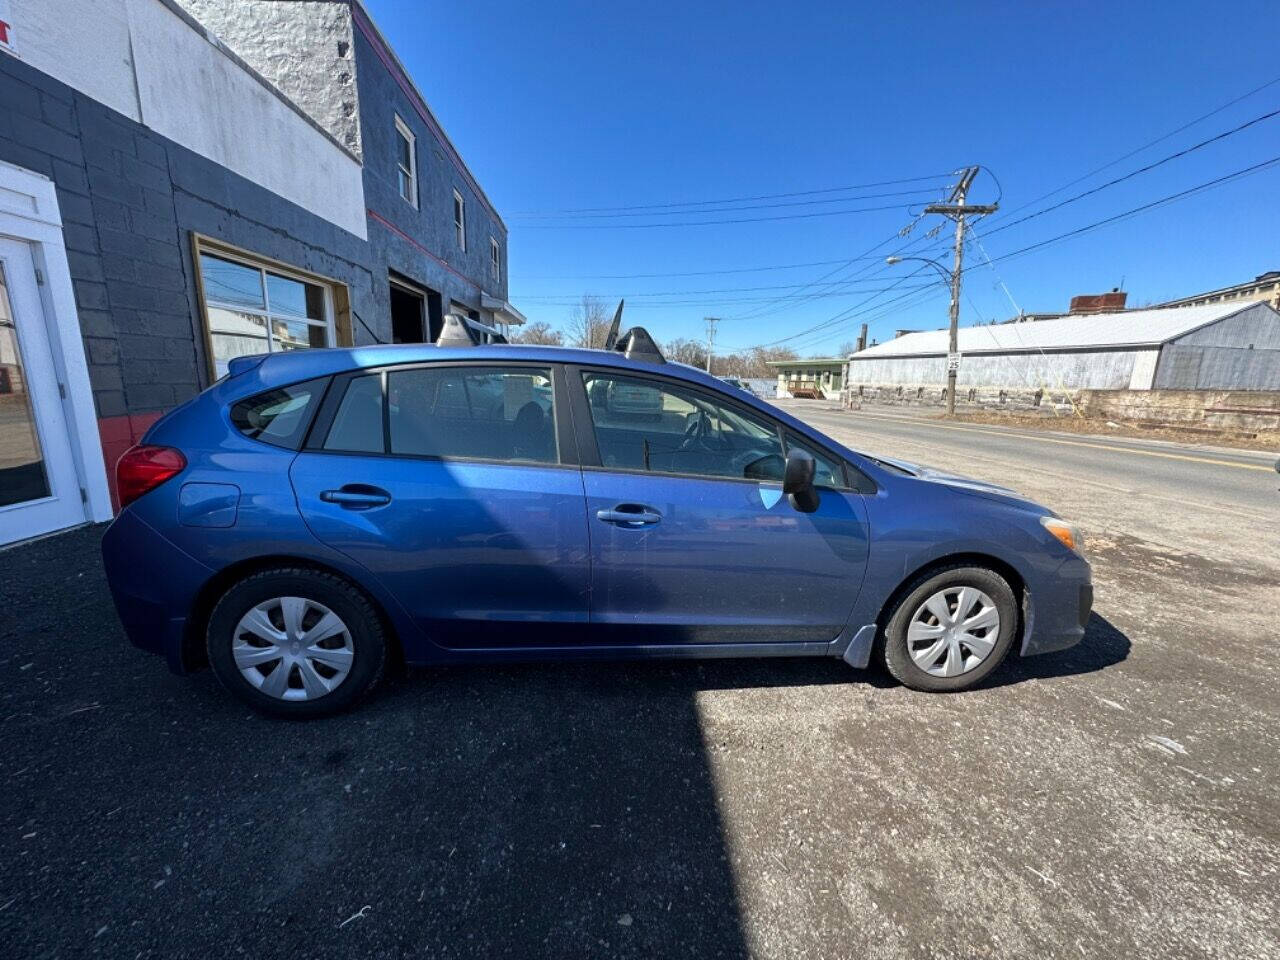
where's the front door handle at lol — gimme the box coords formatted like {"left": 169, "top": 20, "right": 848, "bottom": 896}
{"left": 320, "top": 485, "right": 392, "bottom": 509}
{"left": 596, "top": 503, "right": 662, "bottom": 527}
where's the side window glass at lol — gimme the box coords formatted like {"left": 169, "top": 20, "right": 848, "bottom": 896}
{"left": 388, "top": 366, "right": 557, "bottom": 463}
{"left": 323, "top": 374, "right": 385, "bottom": 453}
{"left": 583, "top": 372, "right": 784, "bottom": 480}
{"left": 784, "top": 432, "right": 848, "bottom": 489}
{"left": 230, "top": 377, "right": 326, "bottom": 449}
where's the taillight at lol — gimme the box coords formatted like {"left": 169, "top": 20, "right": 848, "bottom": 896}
{"left": 116, "top": 444, "right": 186, "bottom": 508}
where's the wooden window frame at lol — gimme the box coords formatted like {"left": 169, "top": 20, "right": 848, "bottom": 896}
{"left": 190, "top": 234, "right": 352, "bottom": 383}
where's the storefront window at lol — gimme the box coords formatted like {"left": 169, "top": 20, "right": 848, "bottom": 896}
{"left": 198, "top": 248, "right": 337, "bottom": 378}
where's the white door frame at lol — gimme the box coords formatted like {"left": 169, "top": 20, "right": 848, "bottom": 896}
{"left": 0, "top": 159, "right": 112, "bottom": 537}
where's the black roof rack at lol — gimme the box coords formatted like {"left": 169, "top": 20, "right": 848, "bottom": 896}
{"left": 435, "top": 313, "right": 508, "bottom": 347}
{"left": 613, "top": 326, "right": 665, "bottom": 364}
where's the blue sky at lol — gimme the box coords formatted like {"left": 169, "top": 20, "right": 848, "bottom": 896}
{"left": 365, "top": 0, "right": 1280, "bottom": 355}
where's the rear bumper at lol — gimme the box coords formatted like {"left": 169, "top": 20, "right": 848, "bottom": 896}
{"left": 102, "top": 509, "right": 213, "bottom": 674}
{"left": 1020, "top": 555, "right": 1093, "bottom": 657}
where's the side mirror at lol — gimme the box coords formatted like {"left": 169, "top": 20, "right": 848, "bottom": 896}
{"left": 783, "top": 449, "right": 820, "bottom": 513}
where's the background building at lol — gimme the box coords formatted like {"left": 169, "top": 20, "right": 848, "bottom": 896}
{"left": 766, "top": 358, "right": 845, "bottom": 399}
{"left": 0, "top": 0, "right": 518, "bottom": 547}
{"left": 181, "top": 0, "right": 524, "bottom": 343}
{"left": 844, "top": 302, "right": 1280, "bottom": 401}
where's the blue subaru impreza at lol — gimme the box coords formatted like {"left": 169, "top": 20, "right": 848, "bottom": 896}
{"left": 103, "top": 321, "right": 1091, "bottom": 718}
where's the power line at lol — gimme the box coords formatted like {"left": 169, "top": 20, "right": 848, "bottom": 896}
{"left": 991, "top": 73, "right": 1280, "bottom": 221}
{"left": 512, "top": 186, "right": 947, "bottom": 220}
{"left": 514, "top": 200, "right": 924, "bottom": 229}
{"left": 981, "top": 106, "right": 1280, "bottom": 238}
{"left": 975, "top": 153, "right": 1280, "bottom": 270}
{"left": 516, "top": 283, "right": 938, "bottom": 308}
{"left": 517, "top": 256, "right": 897, "bottom": 281}
{"left": 508, "top": 172, "right": 957, "bottom": 216}
{"left": 516, "top": 273, "right": 951, "bottom": 299}
{"left": 753, "top": 154, "right": 1280, "bottom": 354}
{"left": 722, "top": 210, "right": 947, "bottom": 323}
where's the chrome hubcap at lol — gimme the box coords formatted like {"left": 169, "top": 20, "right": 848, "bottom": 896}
{"left": 907, "top": 586, "right": 1001, "bottom": 678}
{"left": 232, "top": 596, "right": 354, "bottom": 701}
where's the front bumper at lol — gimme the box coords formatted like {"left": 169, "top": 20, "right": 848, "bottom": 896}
{"left": 1020, "top": 555, "right": 1093, "bottom": 657}
{"left": 102, "top": 509, "right": 214, "bottom": 674}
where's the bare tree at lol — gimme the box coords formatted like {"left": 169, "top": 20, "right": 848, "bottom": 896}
{"left": 664, "top": 337, "right": 708, "bottom": 369}
{"left": 566, "top": 295, "right": 613, "bottom": 349}
{"left": 837, "top": 340, "right": 859, "bottom": 357}
{"left": 509, "top": 321, "right": 564, "bottom": 345}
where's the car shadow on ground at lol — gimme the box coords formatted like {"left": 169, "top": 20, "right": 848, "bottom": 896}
{"left": 3, "top": 529, "right": 755, "bottom": 959}
{"left": 976, "top": 611, "right": 1131, "bottom": 690}
{"left": 2, "top": 525, "right": 1128, "bottom": 959}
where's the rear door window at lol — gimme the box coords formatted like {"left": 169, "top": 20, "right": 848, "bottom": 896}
{"left": 230, "top": 377, "right": 327, "bottom": 449}
{"left": 323, "top": 374, "right": 385, "bottom": 453}
{"left": 388, "top": 366, "right": 558, "bottom": 463}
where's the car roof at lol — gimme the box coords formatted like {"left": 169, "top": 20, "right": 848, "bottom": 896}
{"left": 232, "top": 343, "right": 728, "bottom": 394}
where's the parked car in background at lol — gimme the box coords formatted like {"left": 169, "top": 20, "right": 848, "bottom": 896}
{"left": 719, "top": 376, "right": 758, "bottom": 397}
{"left": 102, "top": 329, "right": 1092, "bottom": 717}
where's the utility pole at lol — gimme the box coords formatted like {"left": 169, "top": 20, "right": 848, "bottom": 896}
{"left": 704, "top": 316, "right": 719, "bottom": 374}
{"left": 923, "top": 166, "right": 997, "bottom": 416}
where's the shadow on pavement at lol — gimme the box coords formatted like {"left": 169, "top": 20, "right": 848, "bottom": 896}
{"left": 979, "top": 611, "right": 1131, "bottom": 690}
{"left": 1, "top": 526, "right": 753, "bottom": 959}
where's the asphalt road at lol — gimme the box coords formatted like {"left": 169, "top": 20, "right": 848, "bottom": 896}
{"left": 3, "top": 405, "right": 1278, "bottom": 959}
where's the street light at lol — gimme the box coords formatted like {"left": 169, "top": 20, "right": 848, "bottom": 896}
{"left": 886, "top": 254, "right": 962, "bottom": 416}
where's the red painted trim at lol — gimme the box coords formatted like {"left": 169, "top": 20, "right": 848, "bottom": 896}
{"left": 351, "top": 3, "right": 506, "bottom": 231}
{"left": 367, "top": 208, "right": 486, "bottom": 294}
{"left": 97, "top": 411, "right": 165, "bottom": 512}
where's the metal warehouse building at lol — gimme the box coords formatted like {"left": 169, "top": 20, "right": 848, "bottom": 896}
{"left": 844, "top": 302, "right": 1280, "bottom": 396}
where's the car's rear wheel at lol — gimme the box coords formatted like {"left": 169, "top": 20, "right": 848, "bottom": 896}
{"left": 881, "top": 565, "right": 1018, "bottom": 692}
{"left": 207, "top": 568, "right": 386, "bottom": 718}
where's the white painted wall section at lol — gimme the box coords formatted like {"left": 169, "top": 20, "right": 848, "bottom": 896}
{"left": 3, "top": 0, "right": 141, "bottom": 120}
{"left": 1127, "top": 350, "right": 1158, "bottom": 390}
{"left": 125, "top": 0, "right": 367, "bottom": 239}
{"left": 2, "top": 0, "right": 367, "bottom": 240}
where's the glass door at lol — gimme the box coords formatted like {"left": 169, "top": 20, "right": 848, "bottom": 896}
{"left": 0, "top": 239, "right": 84, "bottom": 545}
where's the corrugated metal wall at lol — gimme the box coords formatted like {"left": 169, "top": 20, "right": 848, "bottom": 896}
{"left": 844, "top": 350, "right": 1148, "bottom": 390}
{"left": 1153, "top": 345, "right": 1280, "bottom": 389}
{"left": 1152, "top": 304, "right": 1280, "bottom": 389}
{"left": 846, "top": 304, "right": 1280, "bottom": 391}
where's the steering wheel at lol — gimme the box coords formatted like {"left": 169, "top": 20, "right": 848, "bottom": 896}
{"left": 677, "top": 411, "right": 710, "bottom": 452}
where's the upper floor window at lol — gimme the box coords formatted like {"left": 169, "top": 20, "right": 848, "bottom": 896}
{"left": 197, "top": 244, "right": 338, "bottom": 379}
{"left": 395, "top": 115, "right": 417, "bottom": 207}
{"left": 489, "top": 237, "right": 500, "bottom": 281}
{"left": 453, "top": 190, "right": 466, "bottom": 251}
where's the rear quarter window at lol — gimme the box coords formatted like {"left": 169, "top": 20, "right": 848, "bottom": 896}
{"left": 230, "top": 377, "right": 327, "bottom": 449}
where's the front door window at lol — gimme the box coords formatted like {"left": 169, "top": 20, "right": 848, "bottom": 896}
{"left": 0, "top": 262, "right": 50, "bottom": 507}
{"left": 581, "top": 372, "right": 784, "bottom": 481}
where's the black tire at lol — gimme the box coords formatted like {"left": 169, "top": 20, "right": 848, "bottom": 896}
{"left": 881, "top": 565, "right": 1018, "bottom": 692}
{"left": 207, "top": 568, "right": 387, "bottom": 718}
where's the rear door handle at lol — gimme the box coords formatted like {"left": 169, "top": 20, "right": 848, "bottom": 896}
{"left": 596, "top": 504, "right": 662, "bottom": 527}
{"left": 320, "top": 485, "right": 392, "bottom": 509}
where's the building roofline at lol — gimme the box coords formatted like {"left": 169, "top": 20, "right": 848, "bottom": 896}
{"left": 765, "top": 358, "right": 846, "bottom": 366}
{"left": 348, "top": 1, "right": 506, "bottom": 232}
{"left": 158, "top": 0, "right": 361, "bottom": 164}
{"left": 1152, "top": 271, "right": 1280, "bottom": 307}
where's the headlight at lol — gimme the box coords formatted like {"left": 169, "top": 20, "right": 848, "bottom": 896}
{"left": 1041, "top": 516, "right": 1084, "bottom": 553}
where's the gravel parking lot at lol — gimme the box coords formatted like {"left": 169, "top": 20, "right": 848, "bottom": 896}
{"left": 3, "top": 404, "right": 1278, "bottom": 959}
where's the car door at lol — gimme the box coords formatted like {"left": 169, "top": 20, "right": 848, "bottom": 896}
{"left": 571, "top": 367, "right": 870, "bottom": 646}
{"left": 290, "top": 362, "right": 590, "bottom": 650}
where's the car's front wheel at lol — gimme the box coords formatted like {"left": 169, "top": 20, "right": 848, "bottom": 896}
{"left": 207, "top": 568, "right": 386, "bottom": 718}
{"left": 881, "top": 565, "right": 1018, "bottom": 692}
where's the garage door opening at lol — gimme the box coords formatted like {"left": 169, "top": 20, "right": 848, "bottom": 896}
{"left": 390, "top": 281, "right": 425, "bottom": 343}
